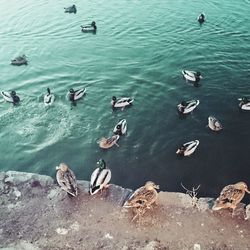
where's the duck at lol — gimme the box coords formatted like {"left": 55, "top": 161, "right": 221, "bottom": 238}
{"left": 99, "top": 135, "right": 120, "bottom": 149}
{"left": 176, "top": 140, "right": 199, "bottom": 156}
{"left": 182, "top": 70, "right": 202, "bottom": 83}
{"left": 90, "top": 159, "right": 111, "bottom": 195}
{"left": 1, "top": 90, "right": 20, "bottom": 105}
{"left": 111, "top": 96, "right": 134, "bottom": 109}
{"left": 212, "top": 182, "right": 250, "bottom": 216}
{"left": 44, "top": 88, "right": 55, "bottom": 106}
{"left": 207, "top": 116, "right": 222, "bottom": 131}
{"left": 56, "top": 163, "right": 78, "bottom": 197}
{"left": 11, "top": 55, "right": 28, "bottom": 66}
{"left": 123, "top": 181, "right": 160, "bottom": 221}
{"left": 198, "top": 13, "right": 205, "bottom": 24}
{"left": 177, "top": 100, "right": 199, "bottom": 114}
{"left": 238, "top": 97, "right": 250, "bottom": 110}
{"left": 64, "top": 4, "right": 77, "bottom": 14}
{"left": 113, "top": 119, "right": 127, "bottom": 135}
{"left": 81, "top": 21, "right": 97, "bottom": 32}
{"left": 68, "top": 88, "right": 86, "bottom": 102}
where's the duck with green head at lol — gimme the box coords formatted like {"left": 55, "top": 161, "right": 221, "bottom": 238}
{"left": 90, "top": 159, "right": 112, "bottom": 195}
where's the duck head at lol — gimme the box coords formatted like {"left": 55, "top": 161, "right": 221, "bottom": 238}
{"left": 47, "top": 88, "right": 51, "bottom": 94}
{"left": 57, "top": 163, "right": 69, "bottom": 172}
{"left": 111, "top": 96, "right": 117, "bottom": 105}
{"left": 11, "top": 90, "right": 16, "bottom": 97}
{"left": 145, "top": 181, "right": 160, "bottom": 191}
{"left": 97, "top": 159, "right": 106, "bottom": 170}
{"left": 234, "top": 182, "right": 250, "bottom": 194}
{"left": 91, "top": 21, "right": 96, "bottom": 27}
{"left": 69, "top": 88, "right": 75, "bottom": 94}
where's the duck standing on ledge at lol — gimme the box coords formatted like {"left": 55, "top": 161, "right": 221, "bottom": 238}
{"left": 212, "top": 182, "right": 250, "bottom": 216}
{"left": 123, "top": 181, "right": 159, "bottom": 221}
{"left": 64, "top": 4, "right": 77, "bottom": 14}
{"left": 11, "top": 55, "right": 28, "bottom": 66}
{"left": 81, "top": 21, "right": 97, "bottom": 32}
{"left": 56, "top": 163, "right": 78, "bottom": 197}
{"left": 44, "top": 88, "right": 55, "bottom": 106}
{"left": 111, "top": 96, "right": 134, "bottom": 110}
{"left": 90, "top": 159, "right": 111, "bottom": 195}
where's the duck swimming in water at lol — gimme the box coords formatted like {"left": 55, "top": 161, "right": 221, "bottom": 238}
{"left": 238, "top": 97, "right": 250, "bottom": 110}
{"left": 182, "top": 70, "right": 202, "bottom": 84}
{"left": 176, "top": 140, "right": 199, "bottom": 157}
{"left": 212, "top": 182, "right": 250, "bottom": 216}
{"left": 81, "top": 21, "right": 97, "bottom": 32}
{"left": 113, "top": 119, "right": 127, "bottom": 135}
{"left": 111, "top": 96, "right": 134, "bottom": 109}
{"left": 68, "top": 88, "right": 86, "bottom": 102}
{"left": 1, "top": 90, "right": 20, "bottom": 105}
{"left": 44, "top": 88, "right": 55, "bottom": 106}
{"left": 177, "top": 100, "right": 199, "bottom": 114}
{"left": 11, "top": 55, "right": 28, "bottom": 66}
{"left": 90, "top": 159, "right": 112, "bottom": 195}
{"left": 56, "top": 163, "right": 78, "bottom": 197}
{"left": 198, "top": 13, "right": 205, "bottom": 24}
{"left": 123, "top": 181, "right": 160, "bottom": 221}
{"left": 64, "top": 4, "right": 77, "bottom": 14}
{"left": 207, "top": 116, "right": 222, "bottom": 131}
{"left": 99, "top": 135, "right": 120, "bottom": 149}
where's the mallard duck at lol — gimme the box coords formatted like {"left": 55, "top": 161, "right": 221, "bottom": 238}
{"left": 90, "top": 159, "right": 111, "bottom": 195}
{"left": 198, "top": 13, "right": 205, "bottom": 24}
{"left": 238, "top": 97, "right": 250, "bottom": 110}
{"left": 182, "top": 70, "right": 202, "bottom": 83}
{"left": 113, "top": 119, "right": 127, "bottom": 135}
{"left": 1, "top": 90, "right": 20, "bottom": 105}
{"left": 68, "top": 88, "right": 86, "bottom": 102}
{"left": 123, "top": 181, "right": 159, "bottom": 220}
{"left": 176, "top": 140, "right": 199, "bottom": 157}
{"left": 11, "top": 55, "right": 28, "bottom": 66}
{"left": 111, "top": 96, "right": 134, "bottom": 109}
{"left": 64, "top": 4, "right": 77, "bottom": 14}
{"left": 212, "top": 182, "right": 250, "bottom": 215}
{"left": 99, "top": 135, "right": 120, "bottom": 149}
{"left": 44, "top": 88, "right": 55, "bottom": 106}
{"left": 208, "top": 116, "right": 222, "bottom": 131}
{"left": 177, "top": 100, "right": 199, "bottom": 114}
{"left": 81, "top": 21, "right": 97, "bottom": 32}
{"left": 56, "top": 163, "right": 78, "bottom": 197}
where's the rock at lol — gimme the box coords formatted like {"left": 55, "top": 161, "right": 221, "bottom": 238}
{"left": 5, "top": 171, "right": 54, "bottom": 187}
{"left": 13, "top": 187, "right": 21, "bottom": 198}
{"left": 0, "top": 240, "right": 41, "bottom": 250}
{"left": 0, "top": 172, "right": 5, "bottom": 181}
{"left": 70, "top": 222, "right": 80, "bottom": 231}
{"left": 198, "top": 197, "right": 215, "bottom": 211}
{"left": 142, "top": 240, "right": 161, "bottom": 250}
{"left": 56, "top": 228, "right": 68, "bottom": 235}
{"left": 193, "top": 243, "right": 201, "bottom": 250}
{"left": 245, "top": 204, "right": 250, "bottom": 220}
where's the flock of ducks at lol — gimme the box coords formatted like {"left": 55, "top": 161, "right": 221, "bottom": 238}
{"left": 4, "top": 7, "right": 250, "bottom": 221}
{"left": 56, "top": 161, "right": 250, "bottom": 220}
